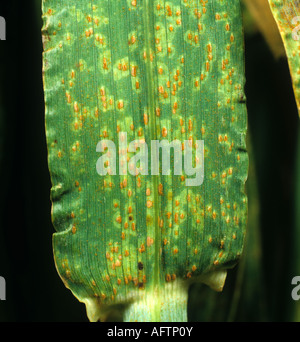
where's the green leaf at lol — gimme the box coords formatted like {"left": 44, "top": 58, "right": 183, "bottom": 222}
{"left": 268, "top": 0, "right": 300, "bottom": 116}
{"left": 42, "top": 0, "right": 248, "bottom": 322}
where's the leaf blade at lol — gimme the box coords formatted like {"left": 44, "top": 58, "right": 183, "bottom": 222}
{"left": 42, "top": 0, "right": 248, "bottom": 322}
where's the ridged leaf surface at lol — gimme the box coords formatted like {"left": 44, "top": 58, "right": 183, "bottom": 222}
{"left": 42, "top": 0, "right": 248, "bottom": 322}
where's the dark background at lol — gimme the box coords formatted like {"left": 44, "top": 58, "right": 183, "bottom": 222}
{"left": 0, "top": 1, "right": 299, "bottom": 322}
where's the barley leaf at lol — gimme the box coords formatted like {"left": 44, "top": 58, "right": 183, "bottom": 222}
{"left": 42, "top": 0, "right": 248, "bottom": 322}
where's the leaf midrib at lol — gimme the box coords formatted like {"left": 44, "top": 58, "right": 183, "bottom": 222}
{"left": 142, "top": 0, "right": 161, "bottom": 321}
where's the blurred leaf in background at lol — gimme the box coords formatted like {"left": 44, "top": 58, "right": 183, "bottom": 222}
{"left": 243, "top": 0, "right": 286, "bottom": 59}
{"left": 268, "top": 0, "right": 300, "bottom": 115}
{"left": 242, "top": 0, "right": 300, "bottom": 322}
